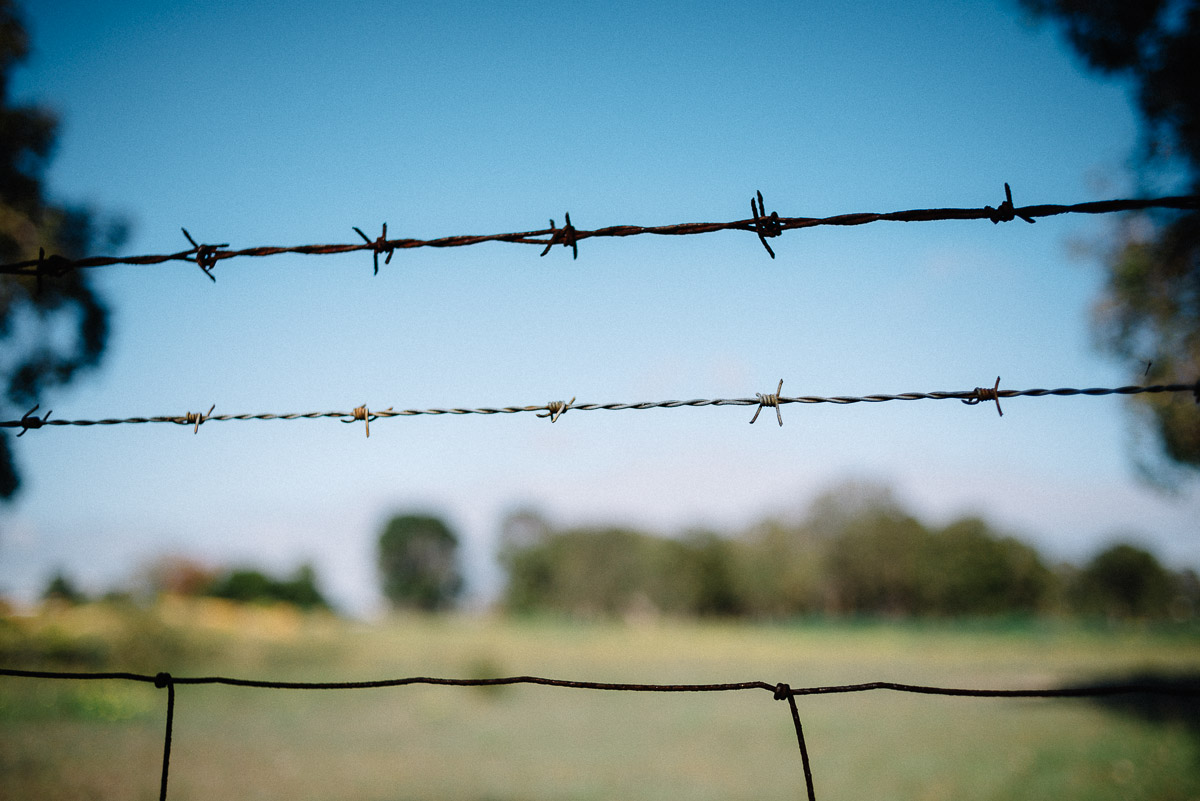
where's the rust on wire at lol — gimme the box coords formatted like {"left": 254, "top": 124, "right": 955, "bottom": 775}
{"left": 4, "top": 189, "right": 1197, "bottom": 278}
{"left": 539, "top": 212, "right": 578, "bottom": 259}
{"left": 751, "top": 190, "right": 782, "bottom": 258}
{"left": 353, "top": 223, "right": 394, "bottom": 275}
{"left": 347, "top": 404, "right": 371, "bottom": 437}
{"left": 962, "top": 376, "right": 1003, "bottom": 416}
{"left": 181, "top": 228, "right": 228, "bottom": 282}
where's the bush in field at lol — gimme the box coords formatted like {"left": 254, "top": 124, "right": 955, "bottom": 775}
{"left": 205, "top": 563, "right": 331, "bottom": 611}
{"left": 377, "top": 514, "right": 463, "bottom": 612}
{"left": 41, "top": 571, "right": 86, "bottom": 605}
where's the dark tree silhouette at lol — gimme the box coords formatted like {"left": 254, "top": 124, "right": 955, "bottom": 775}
{"left": 377, "top": 514, "right": 463, "bottom": 612}
{"left": 1022, "top": 0, "right": 1200, "bottom": 475}
{"left": 0, "top": 0, "right": 125, "bottom": 499}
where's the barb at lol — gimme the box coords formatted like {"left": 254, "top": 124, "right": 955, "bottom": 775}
{"left": 353, "top": 223, "right": 394, "bottom": 275}
{"left": 3, "top": 380, "right": 1195, "bottom": 436}
{"left": 539, "top": 212, "right": 578, "bottom": 259}
{"left": 3, "top": 189, "right": 1196, "bottom": 277}
{"left": 985, "top": 182, "right": 1036, "bottom": 224}
{"left": 180, "top": 228, "right": 229, "bottom": 282}
{"left": 537, "top": 396, "right": 575, "bottom": 423}
{"left": 751, "top": 190, "right": 782, "bottom": 258}
{"left": 15, "top": 404, "right": 51, "bottom": 437}
{"left": 183, "top": 404, "right": 215, "bottom": 434}
{"left": 750, "top": 379, "right": 785, "bottom": 426}
{"left": 344, "top": 404, "right": 384, "bottom": 437}
{"left": 962, "top": 376, "right": 1003, "bottom": 416}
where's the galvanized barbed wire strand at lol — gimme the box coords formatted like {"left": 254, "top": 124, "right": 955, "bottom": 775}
{"left": 2, "top": 380, "right": 1196, "bottom": 436}
{"left": 4, "top": 666, "right": 1199, "bottom": 801}
{"left": 2, "top": 187, "right": 1197, "bottom": 278}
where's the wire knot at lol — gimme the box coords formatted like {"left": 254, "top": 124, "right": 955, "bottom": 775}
{"left": 154, "top": 672, "right": 173, "bottom": 689}
{"left": 35, "top": 247, "right": 74, "bottom": 293}
{"left": 750, "top": 379, "right": 785, "bottom": 426}
{"left": 539, "top": 213, "right": 578, "bottom": 260}
{"left": 962, "top": 376, "right": 1003, "bottom": 417}
{"left": 774, "top": 682, "right": 792, "bottom": 701}
{"left": 182, "top": 228, "right": 229, "bottom": 282}
{"left": 751, "top": 190, "right": 782, "bottom": 258}
{"left": 184, "top": 404, "right": 215, "bottom": 434}
{"left": 985, "top": 183, "right": 1035, "bottom": 225}
{"left": 538, "top": 397, "right": 575, "bottom": 423}
{"left": 353, "top": 223, "right": 394, "bottom": 275}
{"left": 16, "top": 404, "right": 51, "bottom": 437}
{"left": 347, "top": 404, "right": 372, "bottom": 437}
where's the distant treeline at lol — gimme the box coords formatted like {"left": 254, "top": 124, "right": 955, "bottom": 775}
{"left": 43, "top": 560, "right": 332, "bottom": 611}
{"left": 499, "top": 482, "right": 1199, "bottom": 621}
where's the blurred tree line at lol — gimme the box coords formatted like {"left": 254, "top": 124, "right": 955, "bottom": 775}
{"left": 499, "top": 482, "right": 1199, "bottom": 622}
{"left": 42, "top": 556, "right": 332, "bottom": 612}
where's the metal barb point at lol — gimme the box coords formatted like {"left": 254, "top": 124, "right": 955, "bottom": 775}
{"left": 750, "top": 379, "right": 785, "bottom": 426}
{"left": 962, "top": 376, "right": 1003, "bottom": 417}
{"left": 185, "top": 404, "right": 215, "bottom": 434}
{"left": 987, "top": 183, "right": 1035, "bottom": 225}
{"left": 539, "top": 213, "right": 578, "bottom": 259}
{"left": 349, "top": 404, "right": 371, "bottom": 437}
{"left": 537, "top": 396, "right": 575, "bottom": 423}
{"left": 354, "top": 223, "right": 393, "bottom": 275}
{"left": 181, "top": 228, "right": 227, "bottom": 282}
{"left": 751, "top": 190, "right": 781, "bottom": 258}
{"left": 16, "top": 404, "right": 51, "bottom": 437}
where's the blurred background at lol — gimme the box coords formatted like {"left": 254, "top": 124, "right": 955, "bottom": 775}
{"left": 0, "top": 0, "right": 1197, "bottom": 616}
{"left": 3, "top": 1, "right": 1200, "bottom": 799}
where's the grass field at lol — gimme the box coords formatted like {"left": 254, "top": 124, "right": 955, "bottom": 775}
{"left": 2, "top": 600, "right": 1200, "bottom": 801}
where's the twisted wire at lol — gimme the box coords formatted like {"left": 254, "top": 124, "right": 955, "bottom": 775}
{"left": 3, "top": 381, "right": 1195, "bottom": 436}
{"left": 2, "top": 188, "right": 1196, "bottom": 278}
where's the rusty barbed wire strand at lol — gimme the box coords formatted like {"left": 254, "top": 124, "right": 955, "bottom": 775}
{"left": 3, "top": 666, "right": 1198, "bottom": 801}
{"left": 2, "top": 186, "right": 1197, "bottom": 278}
{"left": 2, "top": 380, "right": 1196, "bottom": 437}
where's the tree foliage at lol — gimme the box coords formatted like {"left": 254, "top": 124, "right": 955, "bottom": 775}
{"left": 377, "top": 514, "right": 463, "bottom": 612}
{"left": 1021, "top": 0, "right": 1200, "bottom": 473}
{"left": 0, "top": 0, "right": 125, "bottom": 498}
{"left": 499, "top": 482, "right": 1190, "bottom": 622}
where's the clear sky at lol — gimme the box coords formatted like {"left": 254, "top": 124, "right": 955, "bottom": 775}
{"left": 2, "top": 0, "right": 1197, "bottom": 614}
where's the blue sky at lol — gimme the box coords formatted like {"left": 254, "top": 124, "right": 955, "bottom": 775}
{"left": 2, "top": 0, "right": 1197, "bottom": 614}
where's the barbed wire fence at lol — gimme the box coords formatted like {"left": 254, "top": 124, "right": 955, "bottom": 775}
{"left": 2, "top": 185, "right": 1197, "bottom": 281}
{"left": 3, "top": 379, "right": 1197, "bottom": 438}
{"left": 4, "top": 665, "right": 1199, "bottom": 801}
{"left": 4, "top": 183, "right": 1200, "bottom": 800}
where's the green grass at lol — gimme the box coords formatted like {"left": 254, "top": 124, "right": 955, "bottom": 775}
{"left": 3, "top": 601, "right": 1200, "bottom": 800}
